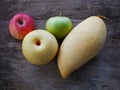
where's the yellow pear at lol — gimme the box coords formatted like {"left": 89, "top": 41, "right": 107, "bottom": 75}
{"left": 58, "top": 16, "right": 107, "bottom": 79}
{"left": 22, "top": 30, "right": 58, "bottom": 65}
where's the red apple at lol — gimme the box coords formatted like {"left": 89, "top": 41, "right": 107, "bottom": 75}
{"left": 9, "top": 13, "right": 35, "bottom": 40}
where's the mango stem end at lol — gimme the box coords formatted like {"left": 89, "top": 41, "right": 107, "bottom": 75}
{"left": 97, "top": 15, "right": 112, "bottom": 21}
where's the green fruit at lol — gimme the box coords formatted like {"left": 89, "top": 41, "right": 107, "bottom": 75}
{"left": 46, "top": 16, "right": 72, "bottom": 39}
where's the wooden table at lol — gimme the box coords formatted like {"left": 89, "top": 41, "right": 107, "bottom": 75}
{"left": 0, "top": 0, "right": 120, "bottom": 90}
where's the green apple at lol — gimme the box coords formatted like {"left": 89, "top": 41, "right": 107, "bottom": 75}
{"left": 22, "top": 30, "right": 58, "bottom": 65}
{"left": 46, "top": 16, "right": 72, "bottom": 39}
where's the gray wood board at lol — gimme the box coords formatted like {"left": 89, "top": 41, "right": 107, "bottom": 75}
{"left": 0, "top": 0, "right": 120, "bottom": 90}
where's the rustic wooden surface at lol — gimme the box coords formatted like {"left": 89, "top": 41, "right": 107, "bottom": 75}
{"left": 0, "top": 0, "right": 120, "bottom": 90}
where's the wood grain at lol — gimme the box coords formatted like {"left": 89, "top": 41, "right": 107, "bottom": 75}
{"left": 0, "top": 0, "right": 120, "bottom": 90}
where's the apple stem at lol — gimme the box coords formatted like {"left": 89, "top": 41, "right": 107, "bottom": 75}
{"left": 18, "top": 20, "right": 24, "bottom": 25}
{"left": 59, "top": 11, "right": 62, "bottom": 16}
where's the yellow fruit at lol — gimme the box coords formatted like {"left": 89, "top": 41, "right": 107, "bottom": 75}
{"left": 22, "top": 30, "right": 58, "bottom": 65}
{"left": 58, "top": 16, "right": 107, "bottom": 78}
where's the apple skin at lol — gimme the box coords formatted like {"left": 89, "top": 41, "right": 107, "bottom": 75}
{"left": 22, "top": 30, "right": 58, "bottom": 65}
{"left": 9, "top": 13, "right": 35, "bottom": 40}
{"left": 46, "top": 16, "right": 72, "bottom": 39}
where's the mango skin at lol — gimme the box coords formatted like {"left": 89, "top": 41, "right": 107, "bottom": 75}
{"left": 58, "top": 16, "right": 107, "bottom": 79}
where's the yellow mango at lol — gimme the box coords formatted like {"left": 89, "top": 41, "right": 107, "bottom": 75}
{"left": 58, "top": 16, "right": 107, "bottom": 79}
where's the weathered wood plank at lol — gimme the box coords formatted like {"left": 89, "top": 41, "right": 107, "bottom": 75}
{"left": 0, "top": 0, "right": 120, "bottom": 90}
{"left": 0, "top": 0, "right": 120, "bottom": 21}
{"left": 0, "top": 19, "right": 120, "bottom": 90}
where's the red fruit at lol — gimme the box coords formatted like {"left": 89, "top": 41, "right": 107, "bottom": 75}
{"left": 9, "top": 13, "right": 35, "bottom": 40}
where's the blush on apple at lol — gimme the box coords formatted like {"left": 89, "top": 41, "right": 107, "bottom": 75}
{"left": 9, "top": 13, "right": 35, "bottom": 40}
